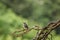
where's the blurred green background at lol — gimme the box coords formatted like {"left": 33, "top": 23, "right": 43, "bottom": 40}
{"left": 0, "top": 0, "right": 60, "bottom": 40}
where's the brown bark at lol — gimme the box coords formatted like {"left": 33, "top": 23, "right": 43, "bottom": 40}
{"left": 33, "top": 20, "right": 60, "bottom": 40}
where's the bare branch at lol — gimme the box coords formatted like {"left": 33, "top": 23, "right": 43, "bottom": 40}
{"left": 33, "top": 20, "right": 60, "bottom": 40}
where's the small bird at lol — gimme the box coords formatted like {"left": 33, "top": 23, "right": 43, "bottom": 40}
{"left": 23, "top": 22, "right": 29, "bottom": 30}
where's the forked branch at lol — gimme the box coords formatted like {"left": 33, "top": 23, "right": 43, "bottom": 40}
{"left": 12, "top": 20, "right": 60, "bottom": 40}
{"left": 33, "top": 20, "right": 60, "bottom": 40}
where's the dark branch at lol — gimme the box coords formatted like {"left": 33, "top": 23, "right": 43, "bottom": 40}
{"left": 33, "top": 20, "right": 60, "bottom": 40}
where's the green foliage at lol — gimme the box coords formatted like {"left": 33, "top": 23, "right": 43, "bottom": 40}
{"left": 0, "top": 0, "right": 60, "bottom": 40}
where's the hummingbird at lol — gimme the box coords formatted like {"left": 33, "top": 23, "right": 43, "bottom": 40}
{"left": 23, "top": 23, "right": 29, "bottom": 29}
